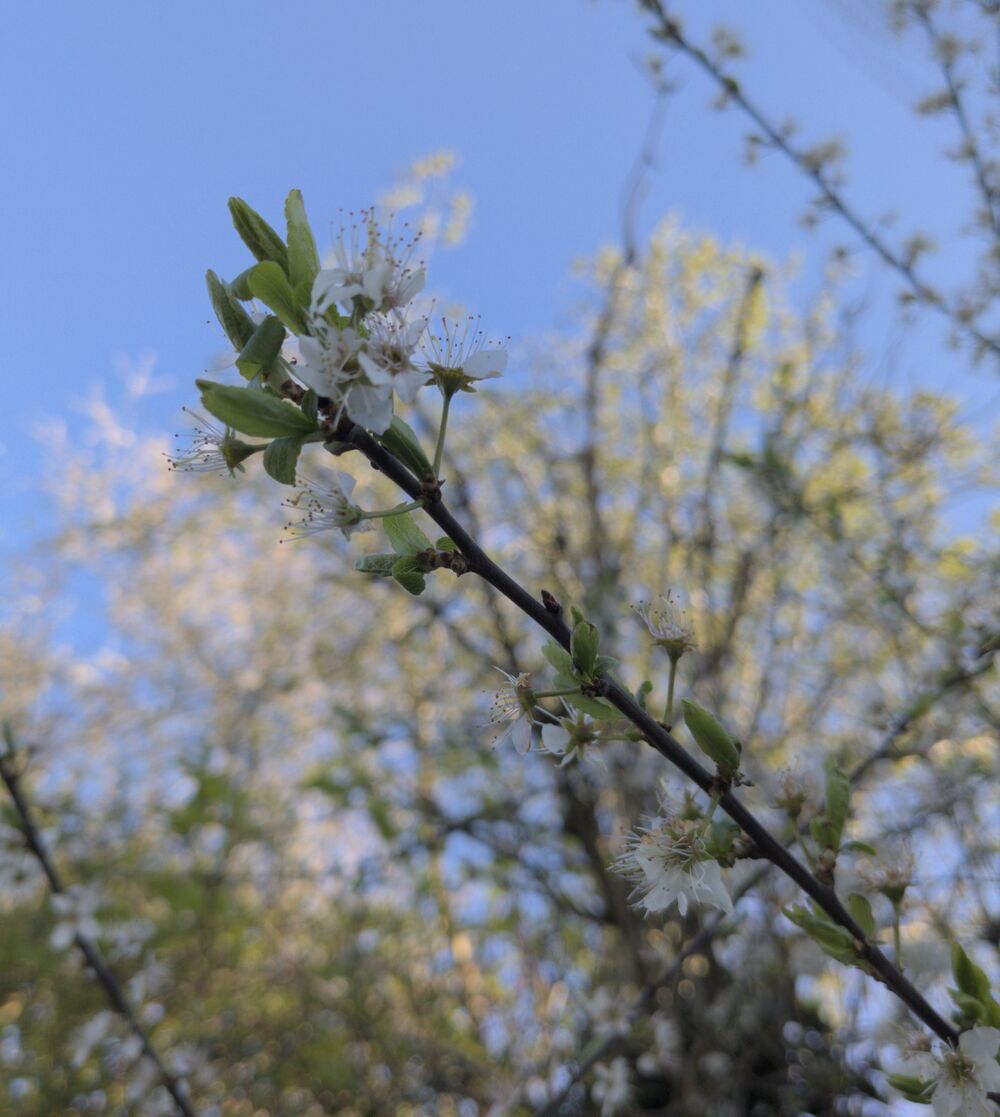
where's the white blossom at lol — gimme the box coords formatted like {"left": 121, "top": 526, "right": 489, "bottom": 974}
{"left": 357, "top": 313, "right": 429, "bottom": 403}
{"left": 592, "top": 1057, "right": 632, "bottom": 1117}
{"left": 295, "top": 324, "right": 365, "bottom": 418}
{"left": 539, "top": 703, "right": 604, "bottom": 767}
{"left": 900, "top": 1026, "right": 1000, "bottom": 1116}
{"left": 70, "top": 1011, "right": 115, "bottom": 1068}
{"left": 637, "top": 1013, "right": 682, "bottom": 1076}
{"left": 166, "top": 409, "right": 251, "bottom": 476}
{"left": 489, "top": 668, "right": 535, "bottom": 755}
{"left": 612, "top": 815, "right": 733, "bottom": 918}
{"left": 633, "top": 593, "right": 696, "bottom": 658}
{"left": 312, "top": 210, "right": 425, "bottom": 315}
{"left": 50, "top": 885, "right": 103, "bottom": 949}
{"left": 283, "top": 472, "right": 372, "bottom": 540}
{"left": 423, "top": 316, "right": 507, "bottom": 394}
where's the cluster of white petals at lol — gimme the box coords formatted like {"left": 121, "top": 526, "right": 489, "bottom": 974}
{"left": 539, "top": 701, "right": 604, "bottom": 767}
{"left": 50, "top": 885, "right": 103, "bottom": 949}
{"left": 592, "top": 1057, "right": 632, "bottom": 1117}
{"left": 292, "top": 212, "right": 506, "bottom": 433}
{"left": 612, "top": 812, "right": 732, "bottom": 918}
{"left": 900, "top": 1026, "right": 1000, "bottom": 1116}
{"left": 633, "top": 592, "right": 696, "bottom": 658}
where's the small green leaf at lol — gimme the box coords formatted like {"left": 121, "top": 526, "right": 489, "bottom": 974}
{"left": 783, "top": 904, "right": 855, "bottom": 959}
{"left": 637, "top": 680, "right": 653, "bottom": 710}
{"left": 542, "top": 640, "right": 575, "bottom": 677}
{"left": 198, "top": 382, "right": 317, "bottom": 438}
{"left": 383, "top": 512, "right": 433, "bottom": 556}
{"left": 301, "top": 389, "right": 319, "bottom": 424}
{"left": 285, "top": 189, "right": 320, "bottom": 289}
{"left": 845, "top": 893, "right": 875, "bottom": 938}
{"left": 228, "top": 196, "right": 289, "bottom": 271}
{"left": 236, "top": 315, "right": 286, "bottom": 381}
{"left": 823, "top": 758, "right": 851, "bottom": 850}
{"left": 206, "top": 269, "right": 255, "bottom": 349}
{"left": 682, "top": 700, "right": 741, "bottom": 778}
{"left": 262, "top": 433, "right": 307, "bottom": 485}
{"left": 248, "top": 261, "right": 307, "bottom": 334}
{"left": 593, "top": 654, "right": 619, "bottom": 674}
{"left": 391, "top": 556, "right": 427, "bottom": 595}
{"left": 435, "top": 536, "right": 457, "bottom": 552}
{"left": 563, "top": 692, "right": 616, "bottom": 719}
{"left": 885, "top": 1073, "right": 935, "bottom": 1103}
{"left": 952, "top": 943, "right": 991, "bottom": 1003}
{"left": 374, "top": 416, "right": 435, "bottom": 481}
{"left": 229, "top": 265, "right": 257, "bottom": 301}
{"left": 840, "top": 840, "right": 878, "bottom": 856}
{"left": 354, "top": 554, "right": 400, "bottom": 576}
{"left": 571, "top": 620, "right": 599, "bottom": 677}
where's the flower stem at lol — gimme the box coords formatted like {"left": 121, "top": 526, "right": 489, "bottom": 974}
{"left": 663, "top": 656, "right": 679, "bottom": 726}
{"left": 534, "top": 688, "right": 582, "bottom": 700}
{"left": 433, "top": 390, "right": 454, "bottom": 478}
{"left": 892, "top": 908, "right": 903, "bottom": 967}
{"left": 361, "top": 500, "right": 425, "bottom": 520}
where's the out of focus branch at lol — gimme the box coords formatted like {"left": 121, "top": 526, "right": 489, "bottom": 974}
{"left": 0, "top": 740, "right": 198, "bottom": 1117}
{"left": 638, "top": 0, "right": 1000, "bottom": 362}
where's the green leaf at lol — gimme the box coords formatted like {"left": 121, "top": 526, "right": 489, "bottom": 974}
{"left": 391, "top": 556, "right": 427, "bottom": 595}
{"left": 206, "top": 269, "right": 255, "bottom": 349}
{"left": 563, "top": 692, "right": 616, "bottom": 720}
{"left": 354, "top": 554, "right": 400, "bottom": 576}
{"left": 637, "top": 680, "right": 653, "bottom": 710}
{"left": 300, "top": 389, "right": 319, "bottom": 424}
{"left": 236, "top": 315, "right": 286, "bottom": 381}
{"left": 285, "top": 189, "right": 320, "bottom": 289}
{"left": 840, "top": 840, "right": 878, "bottom": 856}
{"left": 783, "top": 904, "right": 855, "bottom": 960}
{"left": 885, "top": 1074, "right": 935, "bottom": 1103}
{"left": 952, "top": 942, "right": 992, "bottom": 1003}
{"left": 571, "top": 620, "right": 599, "bottom": 677}
{"left": 542, "top": 640, "right": 575, "bottom": 677}
{"left": 374, "top": 416, "right": 435, "bottom": 482}
{"left": 248, "top": 261, "right": 307, "bottom": 334}
{"left": 229, "top": 265, "right": 257, "bottom": 301}
{"left": 197, "top": 382, "right": 317, "bottom": 438}
{"left": 845, "top": 893, "right": 875, "bottom": 938}
{"left": 682, "top": 700, "right": 741, "bottom": 778}
{"left": 383, "top": 512, "right": 433, "bottom": 557}
{"left": 593, "top": 654, "right": 619, "bottom": 674}
{"left": 228, "top": 196, "right": 289, "bottom": 271}
{"left": 823, "top": 758, "right": 851, "bottom": 851}
{"left": 262, "top": 433, "right": 307, "bottom": 485}
{"left": 435, "top": 536, "right": 457, "bottom": 552}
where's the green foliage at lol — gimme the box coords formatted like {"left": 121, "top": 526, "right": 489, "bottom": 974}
{"left": 681, "top": 699, "right": 741, "bottom": 778}
{"left": 197, "top": 380, "right": 317, "bottom": 438}
{"left": 284, "top": 188, "right": 320, "bottom": 289}
{"left": 227, "top": 196, "right": 290, "bottom": 271}
{"left": 235, "top": 314, "right": 286, "bottom": 381}
{"left": 247, "top": 261, "right": 308, "bottom": 334}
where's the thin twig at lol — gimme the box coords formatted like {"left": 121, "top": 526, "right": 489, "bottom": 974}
{"left": 638, "top": 0, "right": 1000, "bottom": 362}
{"left": 0, "top": 748, "right": 198, "bottom": 1117}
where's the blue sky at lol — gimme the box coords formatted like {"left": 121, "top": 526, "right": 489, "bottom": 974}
{"left": 2, "top": 0, "right": 996, "bottom": 550}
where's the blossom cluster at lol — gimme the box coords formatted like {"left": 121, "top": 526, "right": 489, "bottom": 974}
{"left": 294, "top": 211, "right": 506, "bottom": 434}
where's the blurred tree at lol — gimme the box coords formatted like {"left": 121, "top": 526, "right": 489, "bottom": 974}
{"left": 1, "top": 2, "right": 999, "bottom": 1114}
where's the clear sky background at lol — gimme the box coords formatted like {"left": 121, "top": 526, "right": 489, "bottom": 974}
{"left": 2, "top": 0, "right": 997, "bottom": 555}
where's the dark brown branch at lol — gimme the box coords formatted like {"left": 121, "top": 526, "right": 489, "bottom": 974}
{"left": 0, "top": 749, "right": 198, "bottom": 1117}
{"left": 339, "top": 421, "right": 959, "bottom": 1046}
